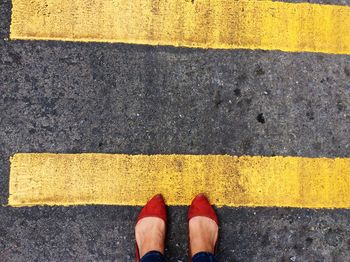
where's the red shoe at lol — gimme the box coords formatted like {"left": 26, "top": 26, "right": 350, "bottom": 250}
{"left": 135, "top": 194, "right": 167, "bottom": 262}
{"left": 188, "top": 194, "right": 219, "bottom": 259}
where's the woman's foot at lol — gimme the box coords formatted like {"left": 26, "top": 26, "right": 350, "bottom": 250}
{"left": 135, "top": 194, "right": 167, "bottom": 259}
{"left": 189, "top": 216, "right": 218, "bottom": 255}
{"left": 188, "top": 194, "right": 219, "bottom": 257}
{"left": 135, "top": 217, "right": 166, "bottom": 257}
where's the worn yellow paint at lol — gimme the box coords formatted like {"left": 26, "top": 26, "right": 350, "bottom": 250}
{"left": 10, "top": 0, "right": 350, "bottom": 54}
{"left": 9, "top": 154, "right": 350, "bottom": 208}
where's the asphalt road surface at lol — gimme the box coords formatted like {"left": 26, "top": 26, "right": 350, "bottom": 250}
{"left": 1, "top": 0, "right": 350, "bottom": 261}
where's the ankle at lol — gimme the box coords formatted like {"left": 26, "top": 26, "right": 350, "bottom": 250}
{"left": 190, "top": 236, "right": 215, "bottom": 255}
{"left": 139, "top": 233, "right": 165, "bottom": 257}
{"left": 135, "top": 217, "right": 166, "bottom": 257}
{"left": 189, "top": 216, "right": 218, "bottom": 257}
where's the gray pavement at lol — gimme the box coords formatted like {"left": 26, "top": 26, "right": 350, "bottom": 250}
{"left": 1, "top": 0, "right": 350, "bottom": 261}
{"left": 1, "top": 206, "right": 350, "bottom": 261}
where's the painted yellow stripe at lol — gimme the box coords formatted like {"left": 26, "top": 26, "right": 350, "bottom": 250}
{"left": 9, "top": 154, "right": 350, "bottom": 208}
{"left": 10, "top": 0, "right": 350, "bottom": 54}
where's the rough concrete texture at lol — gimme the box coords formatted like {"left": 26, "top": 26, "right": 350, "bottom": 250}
{"left": 0, "top": 41, "right": 349, "bottom": 202}
{"left": 1, "top": 0, "right": 350, "bottom": 261}
{"left": 1, "top": 206, "right": 350, "bottom": 261}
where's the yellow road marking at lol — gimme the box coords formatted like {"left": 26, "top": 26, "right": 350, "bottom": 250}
{"left": 10, "top": 0, "right": 350, "bottom": 54}
{"left": 9, "top": 154, "right": 350, "bottom": 208}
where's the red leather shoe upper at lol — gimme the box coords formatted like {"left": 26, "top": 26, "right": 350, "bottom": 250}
{"left": 136, "top": 194, "right": 167, "bottom": 224}
{"left": 188, "top": 194, "right": 218, "bottom": 225}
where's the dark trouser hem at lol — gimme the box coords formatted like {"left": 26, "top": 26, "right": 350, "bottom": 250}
{"left": 140, "top": 250, "right": 165, "bottom": 262}
{"left": 139, "top": 250, "right": 217, "bottom": 262}
{"left": 192, "top": 251, "right": 218, "bottom": 262}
